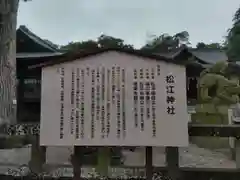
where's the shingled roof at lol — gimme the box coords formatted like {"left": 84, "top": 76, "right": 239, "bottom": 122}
{"left": 28, "top": 47, "right": 186, "bottom": 69}
{"left": 18, "top": 25, "right": 59, "bottom": 53}
{"left": 156, "top": 46, "right": 228, "bottom": 65}
{"left": 189, "top": 49, "right": 228, "bottom": 64}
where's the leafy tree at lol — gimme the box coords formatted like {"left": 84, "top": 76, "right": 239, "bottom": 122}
{"left": 97, "top": 34, "right": 134, "bottom": 49}
{"left": 196, "top": 42, "right": 223, "bottom": 49}
{"left": 141, "top": 31, "right": 190, "bottom": 53}
{"left": 60, "top": 40, "right": 99, "bottom": 52}
{"left": 226, "top": 6, "right": 240, "bottom": 61}
{"left": 196, "top": 42, "right": 207, "bottom": 49}
{"left": 61, "top": 34, "right": 134, "bottom": 52}
{"left": 233, "top": 5, "right": 240, "bottom": 24}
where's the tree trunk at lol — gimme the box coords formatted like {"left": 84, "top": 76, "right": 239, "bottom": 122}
{"left": 0, "top": 0, "right": 19, "bottom": 124}
{"left": 1, "top": 1, "right": 47, "bottom": 175}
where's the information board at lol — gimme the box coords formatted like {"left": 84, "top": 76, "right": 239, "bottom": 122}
{"left": 40, "top": 52, "right": 189, "bottom": 146}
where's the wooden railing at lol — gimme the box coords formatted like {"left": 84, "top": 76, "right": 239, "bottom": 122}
{"left": 2, "top": 123, "right": 240, "bottom": 180}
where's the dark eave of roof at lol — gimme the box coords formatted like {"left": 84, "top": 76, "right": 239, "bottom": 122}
{"left": 189, "top": 48, "right": 228, "bottom": 64}
{"left": 17, "top": 52, "right": 63, "bottom": 59}
{"left": 18, "top": 25, "right": 58, "bottom": 52}
{"left": 28, "top": 48, "right": 185, "bottom": 69}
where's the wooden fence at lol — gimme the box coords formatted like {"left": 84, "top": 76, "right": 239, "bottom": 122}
{"left": 1, "top": 123, "right": 240, "bottom": 180}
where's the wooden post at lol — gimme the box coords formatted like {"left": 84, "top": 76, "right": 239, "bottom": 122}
{"left": 72, "top": 146, "right": 82, "bottom": 180}
{"left": 40, "top": 145, "right": 46, "bottom": 167}
{"left": 234, "top": 118, "right": 240, "bottom": 168}
{"left": 229, "top": 107, "right": 240, "bottom": 168}
{"left": 29, "top": 135, "right": 46, "bottom": 174}
{"left": 145, "top": 146, "right": 153, "bottom": 180}
{"left": 235, "top": 140, "right": 240, "bottom": 168}
{"left": 97, "top": 146, "right": 110, "bottom": 177}
{"left": 166, "top": 147, "right": 180, "bottom": 180}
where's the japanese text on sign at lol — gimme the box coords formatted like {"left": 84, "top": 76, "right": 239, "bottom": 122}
{"left": 40, "top": 54, "right": 188, "bottom": 147}
{"left": 166, "top": 74, "right": 176, "bottom": 115}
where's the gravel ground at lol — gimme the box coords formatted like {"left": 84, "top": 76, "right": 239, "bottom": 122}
{"left": 0, "top": 143, "right": 236, "bottom": 177}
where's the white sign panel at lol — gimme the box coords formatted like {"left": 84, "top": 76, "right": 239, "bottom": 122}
{"left": 40, "top": 51, "right": 189, "bottom": 146}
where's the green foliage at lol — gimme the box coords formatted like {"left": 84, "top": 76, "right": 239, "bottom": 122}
{"left": 59, "top": 31, "right": 227, "bottom": 54}
{"left": 226, "top": 6, "right": 240, "bottom": 61}
{"left": 196, "top": 42, "right": 224, "bottom": 50}
{"left": 60, "top": 34, "right": 134, "bottom": 52}
{"left": 233, "top": 5, "right": 240, "bottom": 25}
{"left": 60, "top": 40, "right": 99, "bottom": 52}
{"left": 97, "top": 35, "right": 133, "bottom": 49}
{"left": 140, "top": 31, "right": 190, "bottom": 53}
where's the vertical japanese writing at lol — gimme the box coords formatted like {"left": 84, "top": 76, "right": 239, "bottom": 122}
{"left": 145, "top": 69, "right": 149, "bottom": 79}
{"left": 151, "top": 68, "right": 155, "bottom": 79}
{"left": 86, "top": 67, "right": 90, "bottom": 76}
{"left": 139, "top": 68, "right": 143, "bottom": 79}
{"left": 157, "top": 64, "right": 161, "bottom": 76}
{"left": 140, "top": 82, "right": 144, "bottom": 131}
{"left": 75, "top": 68, "right": 80, "bottom": 139}
{"left": 166, "top": 74, "right": 176, "bottom": 115}
{"left": 150, "top": 67, "right": 156, "bottom": 137}
{"left": 70, "top": 69, "right": 75, "bottom": 135}
{"left": 60, "top": 67, "right": 65, "bottom": 139}
{"left": 112, "top": 66, "right": 116, "bottom": 104}
{"left": 106, "top": 69, "right": 111, "bottom": 137}
{"left": 139, "top": 68, "right": 145, "bottom": 131}
{"left": 80, "top": 69, "right": 85, "bottom": 138}
{"left": 145, "top": 69, "right": 150, "bottom": 119}
{"left": 150, "top": 81, "right": 156, "bottom": 137}
{"left": 133, "top": 69, "right": 138, "bottom": 128}
{"left": 96, "top": 68, "right": 100, "bottom": 123}
{"left": 121, "top": 68, "right": 126, "bottom": 138}
{"left": 145, "top": 82, "right": 150, "bottom": 119}
{"left": 91, "top": 69, "right": 95, "bottom": 139}
{"left": 101, "top": 67, "right": 105, "bottom": 138}
{"left": 116, "top": 66, "right": 121, "bottom": 139}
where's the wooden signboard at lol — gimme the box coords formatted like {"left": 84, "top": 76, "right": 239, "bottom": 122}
{"left": 40, "top": 51, "right": 189, "bottom": 146}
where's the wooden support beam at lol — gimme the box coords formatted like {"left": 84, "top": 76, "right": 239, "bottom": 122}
{"left": 72, "top": 146, "right": 82, "bottom": 180}
{"left": 145, "top": 147, "right": 152, "bottom": 180}
{"left": 29, "top": 135, "right": 46, "bottom": 174}
{"left": 166, "top": 147, "right": 181, "bottom": 180}
{"left": 97, "top": 147, "right": 110, "bottom": 177}
{"left": 234, "top": 140, "right": 240, "bottom": 169}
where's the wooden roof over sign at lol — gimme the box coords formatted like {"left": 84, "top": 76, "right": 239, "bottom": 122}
{"left": 28, "top": 48, "right": 186, "bottom": 69}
